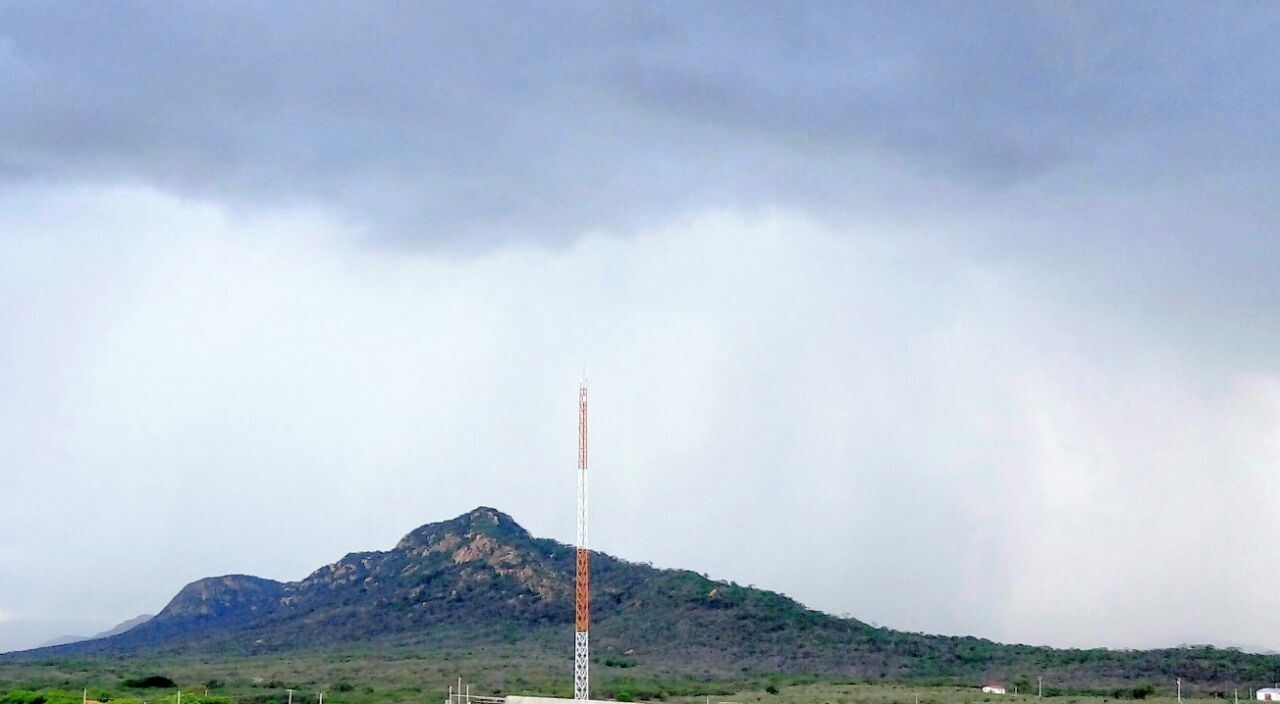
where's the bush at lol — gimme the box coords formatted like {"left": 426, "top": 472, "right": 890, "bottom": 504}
{"left": 0, "top": 690, "right": 78, "bottom": 704}
{"left": 123, "top": 677, "right": 177, "bottom": 689}
{"left": 765, "top": 685, "right": 780, "bottom": 695}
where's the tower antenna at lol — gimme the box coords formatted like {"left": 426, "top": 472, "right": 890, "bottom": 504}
{"left": 574, "top": 379, "right": 590, "bottom": 701}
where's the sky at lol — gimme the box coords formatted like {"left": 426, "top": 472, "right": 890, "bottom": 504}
{"left": 1, "top": 2, "right": 1279, "bottom": 654}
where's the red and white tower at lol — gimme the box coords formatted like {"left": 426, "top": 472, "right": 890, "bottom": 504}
{"left": 574, "top": 380, "right": 590, "bottom": 701}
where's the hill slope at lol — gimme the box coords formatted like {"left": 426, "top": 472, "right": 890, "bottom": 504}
{"left": 17, "top": 507, "right": 1279, "bottom": 688}
{"left": 37, "top": 614, "right": 153, "bottom": 648}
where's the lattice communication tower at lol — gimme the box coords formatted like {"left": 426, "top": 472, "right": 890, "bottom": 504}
{"left": 574, "top": 380, "right": 590, "bottom": 701}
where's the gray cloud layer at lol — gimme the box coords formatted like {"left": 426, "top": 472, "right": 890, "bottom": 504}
{"left": 2, "top": 3, "right": 1276, "bottom": 246}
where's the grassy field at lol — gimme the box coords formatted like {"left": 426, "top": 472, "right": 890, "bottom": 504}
{"left": 0, "top": 651, "right": 1239, "bottom": 704}
{"left": 0, "top": 646, "right": 728, "bottom": 704}
{"left": 670, "top": 683, "right": 1216, "bottom": 704}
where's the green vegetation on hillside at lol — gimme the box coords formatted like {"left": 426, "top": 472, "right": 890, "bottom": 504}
{"left": 8, "top": 509, "right": 1278, "bottom": 691}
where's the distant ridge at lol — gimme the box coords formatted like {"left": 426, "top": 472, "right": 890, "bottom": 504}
{"left": 37, "top": 614, "right": 152, "bottom": 648}
{"left": 12, "top": 507, "right": 1280, "bottom": 689}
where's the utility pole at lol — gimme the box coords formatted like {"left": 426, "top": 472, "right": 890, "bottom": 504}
{"left": 319, "top": 693, "right": 324, "bottom": 704}
{"left": 1038, "top": 677, "right": 1043, "bottom": 698}
{"left": 288, "top": 689, "right": 295, "bottom": 704}
{"left": 1178, "top": 678, "right": 1182, "bottom": 704}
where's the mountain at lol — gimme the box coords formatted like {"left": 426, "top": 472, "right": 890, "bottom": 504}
{"left": 36, "top": 614, "right": 153, "bottom": 648}
{"left": 35, "top": 634, "right": 85, "bottom": 649}
{"left": 13, "top": 507, "right": 1279, "bottom": 689}
{"left": 96, "top": 614, "right": 154, "bottom": 638}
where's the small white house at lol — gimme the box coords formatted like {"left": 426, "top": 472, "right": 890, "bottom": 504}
{"left": 982, "top": 686, "right": 1007, "bottom": 695}
{"left": 1256, "top": 688, "right": 1280, "bottom": 701}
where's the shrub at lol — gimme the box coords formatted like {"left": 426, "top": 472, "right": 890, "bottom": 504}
{"left": 123, "top": 677, "right": 178, "bottom": 689}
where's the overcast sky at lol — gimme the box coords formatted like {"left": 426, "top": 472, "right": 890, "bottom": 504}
{"left": 2, "top": 2, "right": 1280, "bottom": 654}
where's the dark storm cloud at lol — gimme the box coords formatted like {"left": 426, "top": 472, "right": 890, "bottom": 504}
{"left": 1, "top": 2, "right": 1275, "bottom": 248}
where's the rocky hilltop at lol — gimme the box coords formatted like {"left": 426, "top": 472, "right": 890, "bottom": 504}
{"left": 18, "top": 507, "right": 1280, "bottom": 688}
